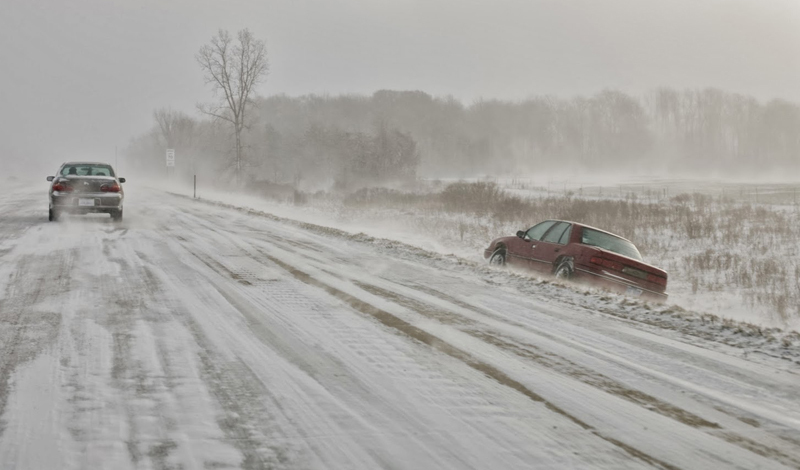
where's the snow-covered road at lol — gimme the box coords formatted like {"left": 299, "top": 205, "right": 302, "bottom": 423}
{"left": 0, "top": 185, "right": 798, "bottom": 469}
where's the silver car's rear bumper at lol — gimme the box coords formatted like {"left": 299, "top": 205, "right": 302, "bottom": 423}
{"left": 50, "top": 192, "right": 123, "bottom": 212}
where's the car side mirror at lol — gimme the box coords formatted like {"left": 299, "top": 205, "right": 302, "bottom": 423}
{"left": 516, "top": 230, "right": 526, "bottom": 239}
{"left": 46, "top": 176, "right": 54, "bottom": 182}
{"left": 118, "top": 178, "right": 126, "bottom": 183}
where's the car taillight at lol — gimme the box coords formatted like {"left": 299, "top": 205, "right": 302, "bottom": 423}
{"left": 647, "top": 273, "right": 668, "bottom": 287}
{"left": 589, "top": 256, "right": 623, "bottom": 271}
{"left": 101, "top": 183, "right": 121, "bottom": 193}
{"left": 52, "top": 183, "right": 72, "bottom": 192}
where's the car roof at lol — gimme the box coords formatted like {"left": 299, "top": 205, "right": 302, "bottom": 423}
{"left": 546, "top": 219, "right": 634, "bottom": 244}
{"left": 61, "top": 162, "right": 113, "bottom": 166}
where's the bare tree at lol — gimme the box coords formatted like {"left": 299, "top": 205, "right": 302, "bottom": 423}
{"left": 196, "top": 28, "right": 268, "bottom": 184}
{"left": 153, "top": 108, "right": 196, "bottom": 149}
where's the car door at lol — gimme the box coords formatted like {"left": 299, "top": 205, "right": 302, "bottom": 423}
{"left": 506, "top": 220, "right": 557, "bottom": 270}
{"left": 530, "top": 222, "right": 572, "bottom": 273}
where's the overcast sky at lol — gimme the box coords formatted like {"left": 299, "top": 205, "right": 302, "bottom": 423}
{"left": 1, "top": 0, "right": 799, "bottom": 170}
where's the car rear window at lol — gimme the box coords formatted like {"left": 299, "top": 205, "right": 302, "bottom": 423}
{"left": 61, "top": 164, "right": 115, "bottom": 177}
{"left": 581, "top": 228, "right": 642, "bottom": 261}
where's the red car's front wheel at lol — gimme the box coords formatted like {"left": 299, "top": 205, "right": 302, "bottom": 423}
{"left": 489, "top": 249, "right": 506, "bottom": 266}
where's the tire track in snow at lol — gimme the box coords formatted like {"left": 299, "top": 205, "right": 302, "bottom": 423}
{"left": 357, "top": 280, "right": 719, "bottom": 428}
{"left": 0, "top": 250, "right": 71, "bottom": 438}
{"left": 96, "top": 251, "right": 181, "bottom": 469}
{"left": 350, "top": 281, "right": 800, "bottom": 469}
{"left": 51, "top": 227, "right": 194, "bottom": 469}
{"left": 258, "top": 252, "right": 683, "bottom": 470}
{"left": 133, "top": 243, "right": 309, "bottom": 470}
{"left": 40, "top": 221, "right": 243, "bottom": 470}
{"left": 172, "top": 243, "right": 524, "bottom": 469}
{"left": 402, "top": 280, "right": 800, "bottom": 422}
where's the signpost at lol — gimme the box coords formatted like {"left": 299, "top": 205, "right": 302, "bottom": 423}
{"left": 166, "top": 149, "right": 175, "bottom": 180}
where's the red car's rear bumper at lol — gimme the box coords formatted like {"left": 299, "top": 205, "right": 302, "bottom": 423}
{"left": 574, "top": 266, "right": 668, "bottom": 301}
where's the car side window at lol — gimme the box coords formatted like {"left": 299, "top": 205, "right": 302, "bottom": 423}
{"left": 558, "top": 225, "right": 572, "bottom": 245}
{"left": 525, "top": 221, "right": 556, "bottom": 241}
{"left": 542, "top": 222, "right": 569, "bottom": 244}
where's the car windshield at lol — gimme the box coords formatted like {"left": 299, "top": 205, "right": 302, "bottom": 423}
{"left": 61, "top": 164, "right": 115, "bottom": 177}
{"left": 581, "top": 228, "right": 642, "bottom": 261}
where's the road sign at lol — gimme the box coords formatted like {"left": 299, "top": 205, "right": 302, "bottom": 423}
{"left": 166, "top": 149, "right": 175, "bottom": 165}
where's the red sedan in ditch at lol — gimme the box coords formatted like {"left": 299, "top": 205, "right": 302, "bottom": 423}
{"left": 484, "top": 220, "right": 668, "bottom": 301}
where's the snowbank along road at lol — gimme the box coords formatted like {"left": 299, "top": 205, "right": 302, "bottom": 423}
{"left": 0, "top": 184, "right": 799, "bottom": 470}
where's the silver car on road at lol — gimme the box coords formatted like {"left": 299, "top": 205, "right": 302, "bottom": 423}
{"left": 47, "top": 162, "right": 126, "bottom": 221}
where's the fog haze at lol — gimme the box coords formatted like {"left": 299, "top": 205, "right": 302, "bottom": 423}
{"left": 1, "top": 0, "right": 799, "bottom": 172}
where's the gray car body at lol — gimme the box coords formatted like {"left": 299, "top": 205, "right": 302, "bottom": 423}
{"left": 47, "top": 161, "right": 125, "bottom": 221}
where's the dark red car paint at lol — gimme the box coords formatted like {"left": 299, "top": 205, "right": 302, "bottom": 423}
{"left": 484, "top": 220, "right": 668, "bottom": 301}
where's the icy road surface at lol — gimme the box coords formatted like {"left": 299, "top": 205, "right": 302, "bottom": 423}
{"left": 0, "top": 185, "right": 799, "bottom": 470}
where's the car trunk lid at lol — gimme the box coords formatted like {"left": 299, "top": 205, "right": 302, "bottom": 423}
{"left": 590, "top": 250, "right": 668, "bottom": 292}
{"left": 62, "top": 176, "right": 116, "bottom": 193}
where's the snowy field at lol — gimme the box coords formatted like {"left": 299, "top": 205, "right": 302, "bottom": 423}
{"left": 0, "top": 181, "right": 799, "bottom": 469}
{"left": 498, "top": 176, "right": 800, "bottom": 331}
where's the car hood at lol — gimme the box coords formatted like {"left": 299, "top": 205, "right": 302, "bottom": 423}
{"left": 487, "top": 235, "right": 519, "bottom": 249}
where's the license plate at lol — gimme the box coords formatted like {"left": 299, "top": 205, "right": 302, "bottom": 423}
{"left": 78, "top": 198, "right": 95, "bottom": 207}
{"left": 626, "top": 286, "right": 643, "bottom": 297}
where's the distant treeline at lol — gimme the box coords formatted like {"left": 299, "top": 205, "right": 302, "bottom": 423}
{"left": 125, "top": 88, "right": 800, "bottom": 187}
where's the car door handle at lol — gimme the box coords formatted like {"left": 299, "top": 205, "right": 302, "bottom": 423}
{"left": 554, "top": 248, "right": 560, "bottom": 253}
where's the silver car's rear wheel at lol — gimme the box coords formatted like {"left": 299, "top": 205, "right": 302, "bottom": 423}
{"left": 48, "top": 208, "right": 60, "bottom": 222}
{"left": 111, "top": 209, "right": 123, "bottom": 222}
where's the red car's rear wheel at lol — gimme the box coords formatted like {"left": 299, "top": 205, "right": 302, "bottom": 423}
{"left": 554, "top": 260, "right": 573, "bottom": 280}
